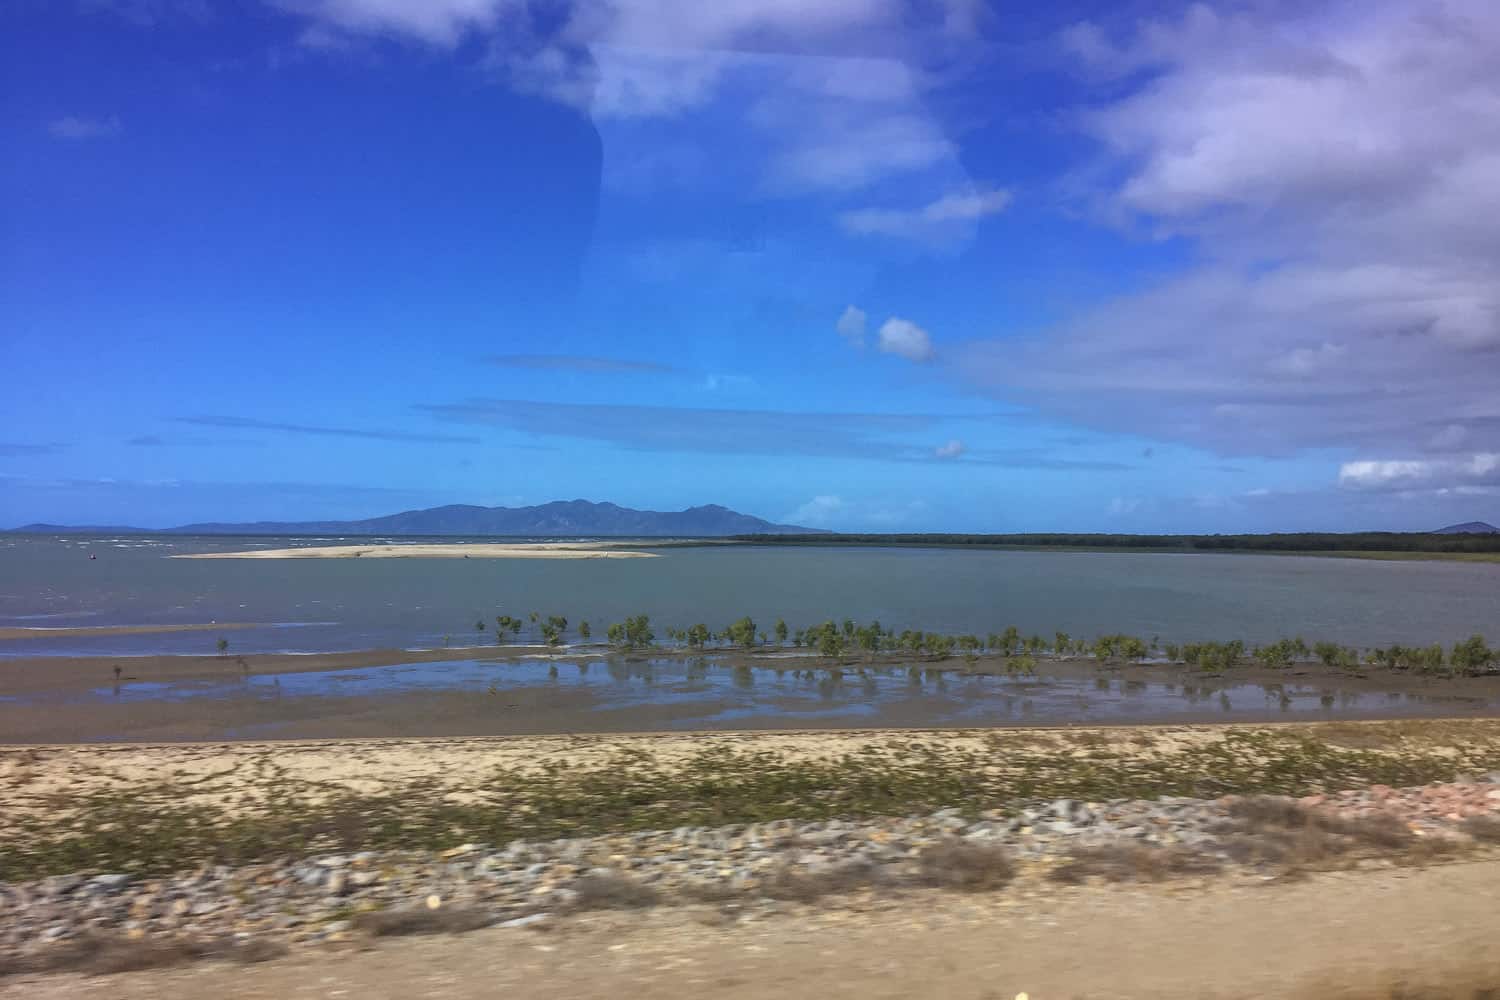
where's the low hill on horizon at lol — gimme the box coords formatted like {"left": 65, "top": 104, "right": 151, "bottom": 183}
{"left": 7, "top": 500, "right": 822, "bottom": 538}
{"left": 1433, "top": 521, "right": 1499, "bottom": 534}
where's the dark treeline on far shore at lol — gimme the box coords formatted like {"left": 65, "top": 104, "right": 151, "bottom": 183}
{"left": 728, "top": 531, "right": 1500, "bottom": 554}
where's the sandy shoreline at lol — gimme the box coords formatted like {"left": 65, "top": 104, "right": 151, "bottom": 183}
{"left": 173, "top": 541, "right": 660, "bottom": 560}
{"left": 6, "top": 718, "right": 1498, "bottom": 816}
{"left": 6, "top": 721, "right": 1499, "bottom": 820}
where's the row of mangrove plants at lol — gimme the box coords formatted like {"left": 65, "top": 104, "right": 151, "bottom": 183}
{"left": 465, "top": 612, "right": 1496, "bottom": 678}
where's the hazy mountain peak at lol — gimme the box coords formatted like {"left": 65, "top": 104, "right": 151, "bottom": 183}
{"left": 8, "top": 500, "right": 822, "bottom": 537}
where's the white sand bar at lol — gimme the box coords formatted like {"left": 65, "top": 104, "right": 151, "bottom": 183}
{"left": 174, "top": 542, "right": 660, "bottom": 560}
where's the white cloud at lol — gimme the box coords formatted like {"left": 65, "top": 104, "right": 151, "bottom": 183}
{"left": 785, "top": 494, "right": 847, "bottom": 528}
{"left": 273, "top": 0, "right": 516, "bottom": 46}
{"left": 934, "top": 439, "right": 964, "bottom": 458}
{"left": 47, "top": 116, "right": 122, "bottom": 140}
{"left": 956, "top": 1, "right": 1500, "bottom": 467}
{"left": 836, "top": 305, "right": 867, "bottom": 347}
{"left": 839, "top": 186, "right": 1012, "bottom": 243}
{"left": 760, "top": 108, "right": 954, "bottom": 193}
{"left": 1339, "top": 453, "right": 1500, "bottom": 492}
{"left": 877, "top": 317, "right": 934, "bottom": 362}
{"left": 281, "top": 0, "right": 979, "bottom": 195}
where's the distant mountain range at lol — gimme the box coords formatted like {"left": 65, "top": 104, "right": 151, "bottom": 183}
{"left": 8, "top": 500, "right": 822, "bottom": 537}
{"left": 1433, "top": 521, "right": 1499, "bottom": 534}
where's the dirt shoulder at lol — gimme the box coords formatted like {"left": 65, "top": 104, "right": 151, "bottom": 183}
{"left": 7, "top": 859, "right": 1499, "bottom": 1000}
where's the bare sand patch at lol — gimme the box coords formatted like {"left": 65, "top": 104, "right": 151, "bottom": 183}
{"left": 172, "top": 542, "right": 659, "bottom": 560}
{"left": 5, "top": 720, "right": 1498, "bottom": 827}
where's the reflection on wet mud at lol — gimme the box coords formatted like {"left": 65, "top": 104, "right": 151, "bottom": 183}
{"left": 32, "top": 654, "right": 1495, "bottom": 736}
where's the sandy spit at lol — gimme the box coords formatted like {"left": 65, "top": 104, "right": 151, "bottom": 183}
{"left": 173, "top": 542, "right": 660, "bottom": 560}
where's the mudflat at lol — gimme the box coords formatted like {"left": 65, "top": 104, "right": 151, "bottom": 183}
{"left": 2, "top": 647, "right": 1498, "bottom": 743}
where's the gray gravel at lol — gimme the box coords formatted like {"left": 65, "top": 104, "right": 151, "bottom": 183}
{"left": 3, "top": 784, "right": 1496, "bottom": 967}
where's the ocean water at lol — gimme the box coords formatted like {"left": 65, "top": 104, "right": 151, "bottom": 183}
{"left": 2, "top": 534, "right": 1498, "bottom": 657}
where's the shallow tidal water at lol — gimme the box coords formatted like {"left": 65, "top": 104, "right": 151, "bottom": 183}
{"left": 18, "top": 656, "right": 1495, "bottom": 740}
{"left": 3, "top": 535, "right": 1499, "bottom": 658}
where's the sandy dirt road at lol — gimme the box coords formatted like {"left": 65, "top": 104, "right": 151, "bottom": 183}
{"left": 7, "top": 859, "right": 1498, "bottom": 1000}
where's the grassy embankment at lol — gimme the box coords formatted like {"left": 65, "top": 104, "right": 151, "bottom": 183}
{"left": 5, "top": 721, "right": 1500, "bottom": 880}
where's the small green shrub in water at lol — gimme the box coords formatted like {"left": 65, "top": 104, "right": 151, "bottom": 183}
{"left": 494, "top": 615, "right": 523, "bottom": 644}
{"left": 1450, "top": 634, "right": 1494, "bottom": 676}
{"left": 1005, "top": 654, "right": 1037, "bottom": 677}
{"left": 1182, "top": 640, "right": 1244, "bottom": 672}
{"left": 539, "top": 615, "right": 568, "bottom": 647}
{"left": 606, "top": 615, "right": 654, "bottom": 650}
{"left": 1092, "top": 634, "right": 1148, "bottom": 662}
{"left": 1253, "top": 637, "right": 1309, "bottom": 669}
{"left": 924, "top": 633, "right": 954, "bottom": 660}
{"left": 722, "top": 616, "right": 758, "bottom": 648}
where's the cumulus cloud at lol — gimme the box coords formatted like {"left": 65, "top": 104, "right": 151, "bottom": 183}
{"left": 836, "top": 305, "right": 867, "bottom": 347}
{"left": 1339, "top": 453, "right": 1500, "bottom": 493}
{"left": 934, "top": 439, "right": 964, "bottom": 458}
{"left": 47, "top": 115, "right": 121, "bottom": 140}
{"left": 877, "top": 317, "right": 934, "bottom": 362}
{"left": 954, "top": 1, "right": 1500, "bottom": 496}
{"left": 839, "top": 186, "right": 1012, "bottom": 244}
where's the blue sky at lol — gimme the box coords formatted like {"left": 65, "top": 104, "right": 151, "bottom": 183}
{"left": 3, "top": 0, "right": 1498, "bottom": 531}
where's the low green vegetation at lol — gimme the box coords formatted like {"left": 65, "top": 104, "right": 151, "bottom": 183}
{"left": 729, "top": 531, "right": 1500, "bottom": 558}
{"left": 468, "top": 609, "right": 1496, "bottom": 678}
{"left": 606, "top": 614, "right": 654, "bottom": 650}
{"left": 538, "top": 615, "right": 568, "bottom": 647}
{"left": 7, "top": 723, "right": 1500, "bottom": 880}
